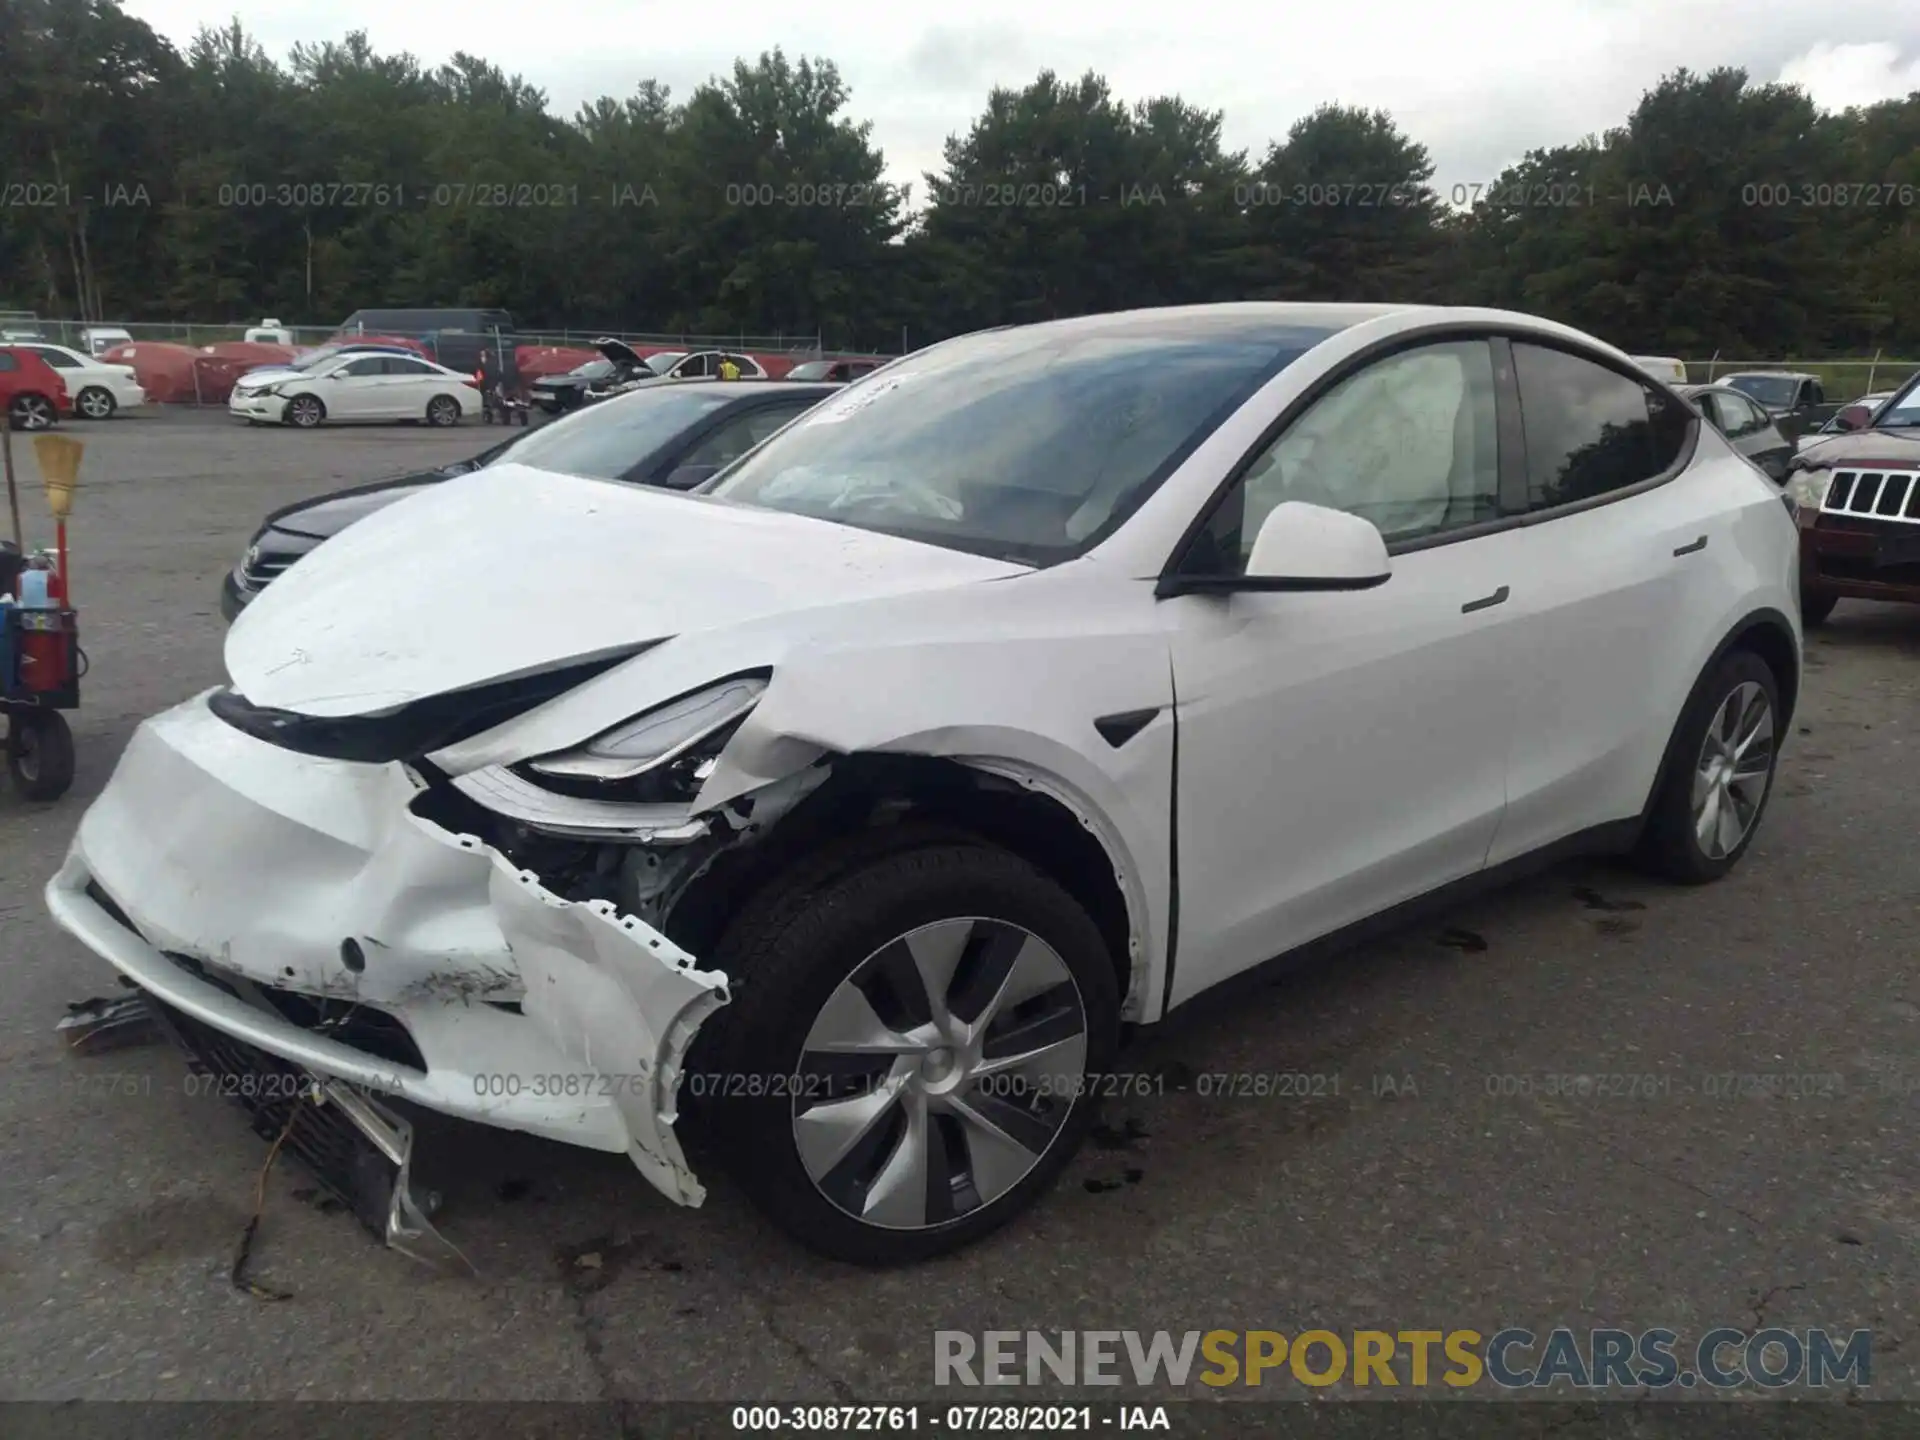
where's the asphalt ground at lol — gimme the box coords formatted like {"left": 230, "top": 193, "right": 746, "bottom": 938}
{"left": 0, "top": 408, "right": 1913, "bottom": 1419}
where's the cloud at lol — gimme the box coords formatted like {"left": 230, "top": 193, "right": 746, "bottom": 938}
{"left": 1778, "top": 41, "right": 1920, "bottom": 110}
{"left": 121, "top": 0, "right": 1920, "bottom": 198}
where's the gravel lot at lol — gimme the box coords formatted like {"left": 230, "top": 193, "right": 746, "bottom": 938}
{"left": 0, "top": 410, "right": 1914, "bottom": 1411}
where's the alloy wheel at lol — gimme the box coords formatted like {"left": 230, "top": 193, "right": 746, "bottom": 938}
{"left": 288, "top": 396, "right": 322, "bottom": 427}
{"left": 792, "top": 916, "right": 1089, "bottom": 1231}
{"left": 12, "top": 396, "right": 54, "bottom": 430}
{"left": 77, "top": 388, "right": 114, "bottom": 419}
{"left": 1691, "top": 680, "right": 1774, "bottom": 859}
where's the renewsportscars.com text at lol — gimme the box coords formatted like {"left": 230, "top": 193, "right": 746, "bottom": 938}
{"left": 933, "top": 1328, "right": 1872, "bottom": 1390}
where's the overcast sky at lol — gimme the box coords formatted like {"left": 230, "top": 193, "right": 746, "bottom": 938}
{"left": 125, "top": 0, "right": 1920, "bottom": 203}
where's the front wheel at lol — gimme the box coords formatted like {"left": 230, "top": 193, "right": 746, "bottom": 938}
{"left": 7, "top": 708, "right": 76, "bottom": 801}
{"left": 1800, "top": 589, "right": 1837, "bottom": 627}
{"left": 426, "top": 395, "right": 461, "bottom": 427}
{"left": 284, "top": 394, "right": 325, "bottom": 428}
{"left": 1635, "top": 650, "right": 1781, "bottom": 884}
{"left": 691, "top": 834, "right": 1120, "bottom": 1264}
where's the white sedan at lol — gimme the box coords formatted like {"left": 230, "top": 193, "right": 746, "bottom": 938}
{"left": 49, "top": 303, "right": 1798, "bottom": 1265}
{"left": 18, "top": 342, "right": 146, "bottom": 418}
{"left": 229, "top": 352, "right": 481, "bottom": 428}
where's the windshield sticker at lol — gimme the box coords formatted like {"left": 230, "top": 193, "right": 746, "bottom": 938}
{"left": 802, "top": 371, "right": 920, "bottom": 425}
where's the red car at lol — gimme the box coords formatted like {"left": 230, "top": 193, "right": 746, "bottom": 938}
{"left": 0, "top": 346, "right": 70, "bottom": 429}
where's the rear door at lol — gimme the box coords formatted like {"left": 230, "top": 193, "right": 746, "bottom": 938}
{"left": 380, "top": 355, "right": 446, "bottom": 416}
{"left": 1489, "top": 341, "right": 1735, "bottom": 862}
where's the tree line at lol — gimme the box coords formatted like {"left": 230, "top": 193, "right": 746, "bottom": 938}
{"left": 3, "top": 0, "right": 1918, "bottom": 354}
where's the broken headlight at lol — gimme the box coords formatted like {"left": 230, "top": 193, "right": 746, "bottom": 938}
{"left": 1784, "top": 468, "right": 1832, "bottom": 511}
{"left": 518, "top": 674, "right": 767, "bottom": 803}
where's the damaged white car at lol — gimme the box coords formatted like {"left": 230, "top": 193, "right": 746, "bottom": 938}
{"left": 47, "top": 303, "right": 1800, "bottom": 1264}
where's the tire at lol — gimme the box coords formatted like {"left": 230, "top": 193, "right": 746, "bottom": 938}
{"left": 1634, "top": 649, "right": 1782, "bottom": 884}
{"left": 426, "top": 395, "right": 460, "bottom": 427}
{"left": 9, "top": 394, "right": 56, "bottom": 430}
{"left": 7, "top": 708, "right": 76, "bottom": 802}
{"left": 689, "top": 830, "right": 1120, "bottom": 1264}
{"left": 284, "top": 394, "right": 325, "bottom": 428}
{"left": 1800, "top": 589, "right": 1837, "bottom": 627}
{"left": 75, "top": 386, "right": 116, "bottom": 420}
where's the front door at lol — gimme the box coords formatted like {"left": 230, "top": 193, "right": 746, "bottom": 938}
{"left": 1165, "top": 337, "right": 1529, "bottom": 1006}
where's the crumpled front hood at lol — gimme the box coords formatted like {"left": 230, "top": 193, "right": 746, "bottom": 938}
{"left": 1794, "top": 431, "right": 1920, "bottom": 469}
{"left": 224, "top": 462, "right": 1026, "bottom": 717}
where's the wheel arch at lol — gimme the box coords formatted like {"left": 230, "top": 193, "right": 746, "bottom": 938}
{"left": 1639, "top": 605, "right": 1800, "bottom": 824}
{"left": 666, "top": 753, "right": 1143, "bottom": 1021}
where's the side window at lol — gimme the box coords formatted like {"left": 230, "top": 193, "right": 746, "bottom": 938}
{"left": 680, "top": 406, "right": 799, "bottom": 469}
{"left": 1733, "top": 395, "right": 1771, "bottom": 435}
{"left": 340, "top": 357, "right": 386, "bottom": 377}
{"left": 383, "top": 357, "right": 433, "bottom": 376}
{"left": 0, "top": 353, "right": 16, "bottom": 372}
{"left": 32, "top": 347, "right": 79, "bottom": 369}
{"left": 1186, "top": 339, "right": 1502, "bottom": 573}
{"left": 678, "top": 354, "right": 715, "bottom": 378}
{"left": 1704, "top": 392, "right": 1748, "bottom": 438}
{"left": 1513, "top": 343, "right": 1690, "bottom": 510}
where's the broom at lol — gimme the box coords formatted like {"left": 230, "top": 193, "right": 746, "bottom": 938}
{"left": 33, "top": 434, "right": 83, "bottom": 602}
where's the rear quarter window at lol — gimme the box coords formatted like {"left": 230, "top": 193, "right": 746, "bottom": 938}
{"left": 1514, "top": 343, "right": 1692, "bottom": 509}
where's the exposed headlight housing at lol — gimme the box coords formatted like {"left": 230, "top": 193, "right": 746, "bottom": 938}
{"left": 1785, "top": 469, "right": 1832, "bottom": 511}
{"left": 520, "top": 674, "right": 768, "bottom": 803}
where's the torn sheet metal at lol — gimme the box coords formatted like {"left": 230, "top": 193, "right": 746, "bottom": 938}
{"left": 486, "top": 851, "right": 730, "bottom": 1205}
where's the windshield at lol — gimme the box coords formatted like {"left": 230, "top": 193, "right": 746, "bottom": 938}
{"left": 645, "top": 352, "right": 686, "bottom": 375}
{"left": 289, "top": 345, "right": 356, "bottom": 371}
{"left": 708, "top": 319, "right": 1336, "bottom": 564}
{"left": 503, "top": 387, "right": 736, "bottom": 480}
{"left": 1725, "top": 375, "right": 1799, "bottom": 408}
{"left": 571, "top": 359, "right": 614, "bottom": 379}
{"left": 785, "top": 361, "right": 832, "bottom": 381}
{"left": 1871, "top": 378, "right": 1920, "bottom": 430}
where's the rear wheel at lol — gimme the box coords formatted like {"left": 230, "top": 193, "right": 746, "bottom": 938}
{"left": 1800, "top": 589, "right": 1837, "bottom": 627}
{"left": 9, "top": 394, "right": 56, "bottom": 430}
{"left": 75, "top": 387, "right": 116, "bottom": 420}
{"left": 691, "top": 832, "right": 1119, "bottom": 1264}
{"left": 284, "top": 394, "right": 325, "bottom": 428}
{"left": 6, "top": 708, "right": 75, "bottom": 801}
{"left": 1635, "top": 649, "right": 1781, "bottom": 884}
{"left": 426, "top": 395, "right": 461, "bottom": 427}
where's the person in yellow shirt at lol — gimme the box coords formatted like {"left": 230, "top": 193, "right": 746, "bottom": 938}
{"left": 718, "top": 356, "right": 742, "bottom": 381}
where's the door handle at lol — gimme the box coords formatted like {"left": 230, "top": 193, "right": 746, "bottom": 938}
{"left": 1673, "top": 535, "right": 1708, "bottom": 556}
{"left": 1461, "top": 585, "right": 1509, "bottom": 614}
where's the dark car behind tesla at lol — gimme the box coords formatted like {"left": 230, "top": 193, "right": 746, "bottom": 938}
{"left": 220, "top": 379, "right": 839, "bottom": 619}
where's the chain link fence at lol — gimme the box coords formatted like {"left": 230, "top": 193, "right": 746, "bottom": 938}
{"left": 1685, "top": 355, "right": 1920, "bottom": 399}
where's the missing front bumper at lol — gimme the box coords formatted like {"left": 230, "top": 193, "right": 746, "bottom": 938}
{"left": 146, "top": 993, "right": 473, "bottom": 1274}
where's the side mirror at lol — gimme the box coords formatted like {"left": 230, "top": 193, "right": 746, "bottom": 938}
{"left": 1836, "top": 404, "right": 1872, "bottom": 432}
{"left": 1159, "top": 501, "right": 1392, "bottom": 596}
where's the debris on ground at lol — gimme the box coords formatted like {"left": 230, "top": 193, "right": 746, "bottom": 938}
{"left": 55, "top": 992, "right": 160, "bottom": 1054}
{"left": 230, "top": 1102, "right": 303, "bottom": 1303}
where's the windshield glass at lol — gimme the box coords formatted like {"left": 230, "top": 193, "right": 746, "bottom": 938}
{"left": 1725, "top": 374, "right": 1799, "bottom": 407}
{"left": 707, "top": 319, "right": 1336, "bottom": 563}
{"left": 289, "top": 345, "right": 356, "bottom": 371}
{"left": 645, "top": 352, "right": 685, "bottom": 375}
{"left": 785, "top": 361, "right": 832, "bottom": 381}
{"left": 503, "top": 387, "right": 735, "bottom": 480}
{"left": 571, "top": 359, "right": 614, "bottom": 379}
{"left": 1875, "top": 383, "right": 1920, "bottom": 430}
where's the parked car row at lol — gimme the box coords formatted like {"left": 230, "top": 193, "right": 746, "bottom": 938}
{"left": 0, "top": 342, "right": 146, "bottom": 426}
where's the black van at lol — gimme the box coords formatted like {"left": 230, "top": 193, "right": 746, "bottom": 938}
{"left": 337, "top": 308, "right": 515, "bottom": 372}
